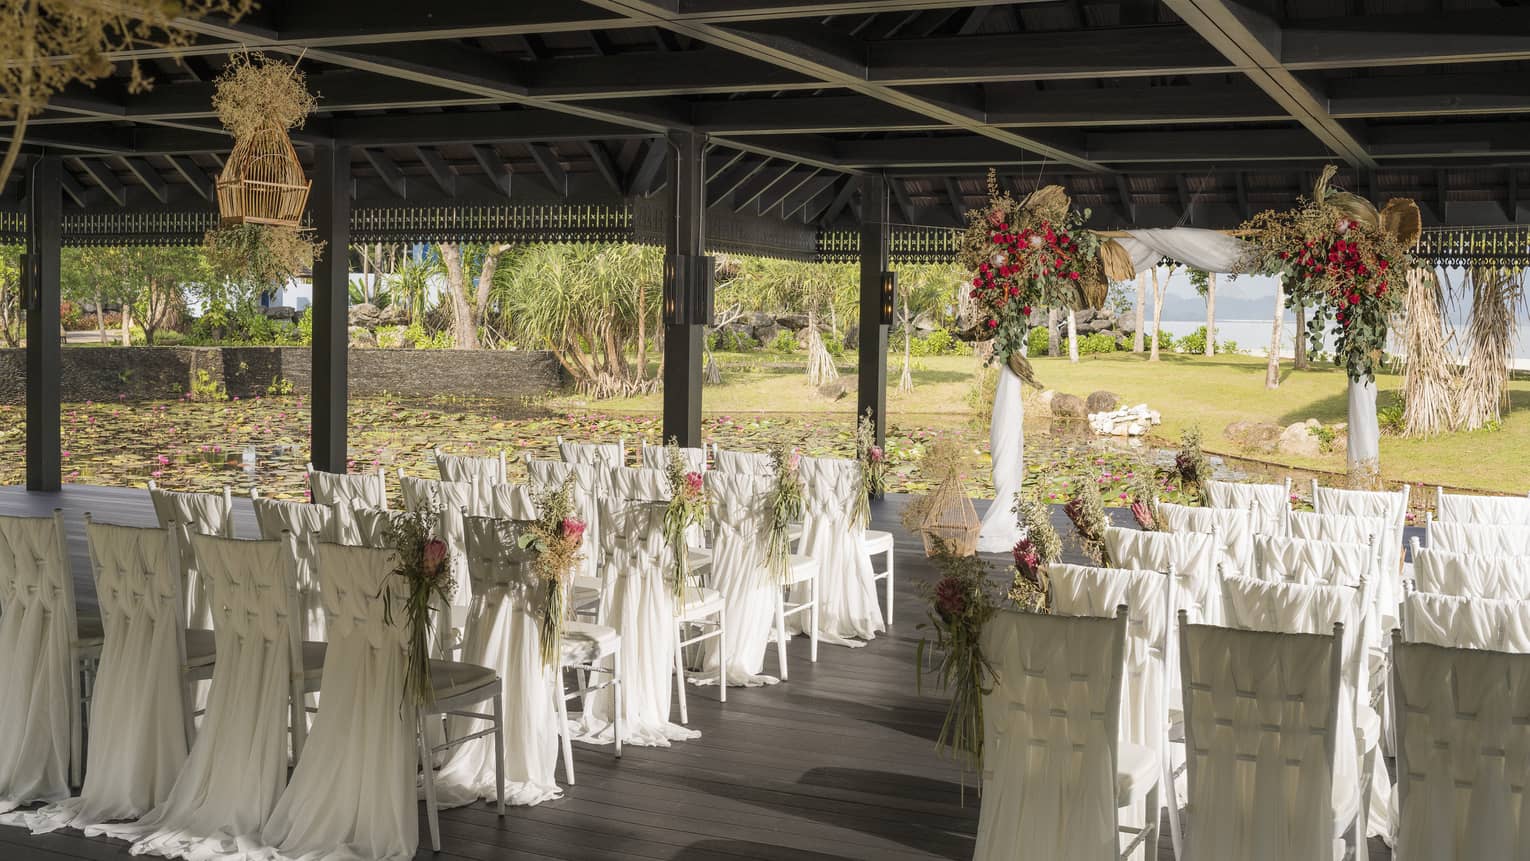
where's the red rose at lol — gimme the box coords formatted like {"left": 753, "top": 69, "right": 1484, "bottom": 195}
{"left": 1021, "top": 305, "right": 1032, "bottom": 316}
{"left": 1347, "top": 292, "right": 1361, "bottom": 306}
{"left": 986, "top": 318, "right": 998, "bottom": 329}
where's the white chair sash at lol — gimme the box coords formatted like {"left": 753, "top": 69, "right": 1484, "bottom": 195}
{"left": 699, "top": 472, "right": 780, "bottom": 687}
{"left": 487, "top": 482, "right": 537, "bottom": 521}
{"left": 1252, "top": 534, "right": 1375, "bottom": 588}
{"left": 1414, "top": 547, "right": 1530, "bottom": 600}
{"left": 1428, "top": 520, "right": 1530, "bottom": 557}
{"left": 306, "top": 469, "right": 387, "bottom": 510}
{"left": 1204, "top": 479, "right": 1290, "bottom": 535}
{"left": 148, "top": 487, "right": 232, "bottom": 633}
{"left": 1156, "top": 502, "right": 1255, "bottom": 573}
{"left": 712, "top": 447, "right": 772, "bottom": 474}
{"left": 1436, "top": 490, "right": 1530, "bottom": 526}
{"left": 558, "top": 440, "right": 624, "bottom": 469}
{"left": 641, "top": 443, "right": 706, "bottom": 473}
{"left": 795, "top": 456, "right": 883, "bottom": 646}
{"left": 1288, "top": 510, "right": 1399, "bottom": 630}
{"left": 252, "top": 496, "right": 338, "bottom": 643}
{"left": 527, "top": 459, "right": 602, "bottom": 584}
{"left": 399, "top": 475, "right": 475, "bottom": 604}
{"left": 1403, "top": 592, "right": 1530, "bottom": 653}
{"left": 1105, "top": 527, "right": 1220, "bottom": 626}
{"left": 434, "top": 450, "right": 505, "bottom": 487}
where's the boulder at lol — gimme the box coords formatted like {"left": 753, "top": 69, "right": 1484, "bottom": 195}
{"left": 263, "top": 305, "right": 298, "bottom": 321}
{"left": 378, "top": 305, "right": 411, "bottom": 326}
{"left": 754, "top": 323, "right": 783, "bottom": 346}
{"left": 1086, "top": 390, "right": 1120, "bottom": 413}
{"left": 348, "top": 303, "right": 382, "bottom": 327}
{"left": 1278, "top": 422, "right": 1323, "bottom": 459}
{"left": 1225, "top": 420, "right": 1283, "bottom": 454}
{"left": 776, "top": 313, "right": 810, "bottom": 331}
{"left": 348, "top": 326, "right": 377, "bottom": 348}
{"left": 843, "top": 322, "right": 860, "bottom": 349}
{"left": 816, "top": 379, "right": 849, "bottom": 401}
{"left": 1118, "top": 316, "right": 1138, "bottom": 336}
{"left": 1036, "top": 389, "right": 1058, "bottom": 411}
{"left": 1051, "top": 392, "right": 1087, "bottom": 418}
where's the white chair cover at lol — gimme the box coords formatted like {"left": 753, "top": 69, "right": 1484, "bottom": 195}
{"left": 1203, "top": 479, "right": 1290, "bottom": 535}
{"left": 793, "top": 456, "right": 883, "bottom": 646}
{"left": 1436, "top": 490, "right": 1530, "bottom": 526}
{"left": 306, "top": 468, "right": 387, "bottom": 510}
{"left": 975, "top": 609, "right": 1126, "bottom": 861}
{"left": 88, "top": 534, "right": 302, "bottom": 857}
{"left": 558, "top": 440, "right": 624, "bottom": 468}
{"left": 434, "top": 450, "right": 505, "bottom": 487}
{"left": 1156, "top": 502, "right": 1256, "bottom": 573}
{"left": 1251, "top": 534, "right": 1375, "bottom": 588}
{"left": 333, "top": 507, "right": 406, "bottom": 550}
{"left": 1428, "top": 520, "right": 1530, "bottom": 557}
{"left": 1312, "top": 486, "right": 1407, "bottom": 585}
{"left": 1403, "top": 592, "right": 1530, "bottom": 653}
{"left": 641, "top": 443, "right": 706, "bottom": 473}
{"left": 1221, "top": 575, "right": 1387, "bottom": 839}
{"left": 1289, "top": 509, "right": 1398, "bottom": 629}
{"left": 1414, "top": 547, "right": 1530, "bottom": 600}
{"left": 0, "top": 514, "right": 76, "bottom": 813}
{"left": 399, "top": 475, "right": 475, "bottom": 604}
{"left": 712, "top": 447, "right": 771, "bottom": 474}
{"left": 252, "top": 497, "right": 338, "bottom": 643}
{"left": 1048, "top": 564, "right": 1169, "bottom": 755}
{"left": 1180, "top": 623, "right": 1344, "bottom": 860}
{"left": 487, "top": 483, "right": 537, "bottom": 521}
{"left": 433, "top": 517, "right": 560, "bottom": 808}
{"left": 1104, "top": 527, "right": 1220, "bottom": 625}
{"left": 1392, "top": 639, "right": 1530, "bottom": 858}
{"left": 148, "top": 487, "right": 233, "bottom": 633}
{"left": 611, "top": 466, "right": 671, "bottom": 503}
{"left": 575, "top": 498, "right": 699, "bottom": 747}
{"left": 259, "top": 544, "right": 416, "bottom": 861}
{"left": 4, "top": 523, "right": 188, "bottom": 835}
{"left": 526, "top": 459, "right": 602, "bottom": 584}
{"left": 698, "top": 472, "right": 780, "bottom": 687}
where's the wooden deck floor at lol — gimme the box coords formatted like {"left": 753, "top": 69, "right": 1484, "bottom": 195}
{"left": 0, "top": 485, "right": 1392, "bottom": 861}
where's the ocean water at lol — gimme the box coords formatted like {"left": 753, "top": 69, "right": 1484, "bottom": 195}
{"left": 1156, "top": 318, "right": 1530, "bottom": 368}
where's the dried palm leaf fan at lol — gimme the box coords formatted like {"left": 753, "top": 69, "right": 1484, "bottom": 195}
{"left": 211, "top": 51, "right": 317, "bottom": 228}
{"left": 1099, "top": 239, "right": 1136, "bottom": 283}
{"left": 1381, "top": 198, "right": 1423, "bottom": 250}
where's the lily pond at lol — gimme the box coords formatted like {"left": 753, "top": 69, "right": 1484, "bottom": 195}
{"left": 0, "top": 394, "right": 1284, "bottom": 506}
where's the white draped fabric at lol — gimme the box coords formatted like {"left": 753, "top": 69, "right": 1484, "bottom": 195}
{"left": 641, "top": 443, "right": 706, "bottom": 473}
{"left": 712, "top": 448, "right": 771, "bottom": 474}
{"left": 1115, "top": 228, "right": 1250, "bottom": 276}
{"left": 148, "top": 487, "right": 233, "bottom": 634}
{"left": 251, "top": 497, "right": 338, "bottom": 644}
{"left": 526, "top": 459, "right": 602, "bottom": 585}
{"left": 977, "top": 364, "right": 1024, "bottom": 553}
{"left": 1104, "top": 527, "right": 1220, "bottom": 626}
{"left": 4, "top": 523, "right": 188, "bottom": 835}
{"left": 698, "top": 472, "right": 780, "bottom": 687}
{"left": 306, "top": 470, "right": 386, "bottom": 510}
{"left": 1392, "top": 640, "right": 1530, "bottom": 858}
{"left": 1155, "top": 502, "right": 1257, "bottom": 573}
{"left": 1251, "top": 534, "right": 1375, "bottom": 588}
{"left": 793, "top": 456, "right": 884, "bottom": 646}
{"left": 398, "top": 475, "right": 477, "bottom": 606}
{"left": 434, "top": 451, "right": 505, "bottom": 513}
{"left": 0, "top": 514, "right": 76, "bottom": 814}
{"left": 558, "top": 440, "right": 625, "bottom": 469}
{"left": 488, "top": 483, "right": 537, "bottom": 521}
{"left": 88, "top": 535, "right": 301, "bottom": 859}
{"left": 1435, "top": 491, "right": 1530, "bottom": 526}
{"left": 1288, "top": 510, "right": 1397, "bottom": 626}
{"left": 1203, "top": 480, "right": 1290, "bottom": 536}
{"left": 1180, "top": 624, "right": 1346, "bottom": 861}
{"left": 1428, "top": 520, "right": 1530, "bottom": 557}
{"left": 433, "top": 517, "right": 560, "bottom": 809}
{"left": 1347, "top": 379, "right": 1381, "bottom": 474}
{"left": 1414, "top": 547, "right": 1530, "bottom": 600}
{"left": 259, "top": 544, "right": 417, "bottom": 861}
{"left": 575, "top": 499, "right": 698, "bottom": 747}
{"left": 1403, "top": 592, "right": 1530, "bottom": 653}
{"left": 975, "top": 609, "right": 1125, "bottom": 861}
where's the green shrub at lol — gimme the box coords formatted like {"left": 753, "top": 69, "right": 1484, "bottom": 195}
{"left": 769, "top": 330, "right": 797, "bottom": 354}
{"left": 908, "top": 328, "right": 961, "bottom": 357}
{"left": 1026, "top": 325, "right": 1050, "bottom": 356}
{"left": 405, "top": 321, "right": 453, "bottom": 350}
{"left": 822, "top": 334, "right": 844, "bottom": 357}
{"left": 1378, "top": 395, "right": 1405, "bottom": 436}
{"left": 712, "top": 329, "right": 758, "bottom": 352}
{"left": 191, "top": 369, "right": 227, "bottom": 402}
{"left": 1152, "top": 329, "right": 1176, "bottom": 352}
{"left": 1078, "top": 333, "right": 1117, "bottom": 355}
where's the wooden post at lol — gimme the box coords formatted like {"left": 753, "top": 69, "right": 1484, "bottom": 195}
{"left": 311, "top": 142, "right": 350, "bottom": 472}
{"left": 857, "top": 174, "right": 890, "bottom": 455}
{"left": 661, "top": 130, "right": 706, "bottom": 447}
{"left": 25, "top": 156, "right": 62, "bottom": 490}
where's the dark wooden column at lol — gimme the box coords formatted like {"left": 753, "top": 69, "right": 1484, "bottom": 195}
{"left": 661, "top": 130, "right": 706, "bottom": 447}
{"left": 25, "top": 156, "right": 62, "bottom": 491}
{"left": 310, "top": 142, "right": 350, "bottom": 473}
{"left": 857, "top": 173, "right": 890, "bottom": 455}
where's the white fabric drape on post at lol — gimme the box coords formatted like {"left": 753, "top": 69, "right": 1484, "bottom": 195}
{"left": 792, "top": 456, "right": 883, "bottom": 646}
{"left": 977, "top": 364, "right": 1025, "bottom": 553}
{"left": 1114, "top": 228, "right": 1250, "bottom": 276}
{"left": 699, "top": 472, "right": 780, "bottom": 687}
{"left": 1347, "top": 378, "right": 1381, "bottom": 475}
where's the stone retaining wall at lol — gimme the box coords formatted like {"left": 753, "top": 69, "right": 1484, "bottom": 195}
{"left": 0, "top": 346, "right": 568, "bottom": 404}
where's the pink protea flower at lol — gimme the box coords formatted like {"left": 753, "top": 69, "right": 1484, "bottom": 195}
{"left": 1012, "top": 539, "right": 1040, "bottom": 576}
{"left": 422, "top": 538, "right": 449, "bottom": 577}
{"left": 868, "top": 445, "right": 885, "bottom": 464}
{"left": 934, "top": 576, "right": 967, "bottom": 621}
{"left": 787, "top": 450, "right": 801, "bottom": 471}
{"left": 1130, "top": 500, "right": 1157, "bottom": 531}
{"left": 561, "top": 517, "right": 586, "bottom": 544}
{"left": 684, "top": 471, "right": 704, "bottom": 494}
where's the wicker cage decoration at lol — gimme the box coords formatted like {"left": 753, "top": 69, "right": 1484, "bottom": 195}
{"left": 216, "top": 123, "right": 311, "bottom": 227}
{"left": 918, "top": 475, "right": 982, "bottom": 557}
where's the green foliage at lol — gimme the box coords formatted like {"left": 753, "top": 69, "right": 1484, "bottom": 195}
{"left": 59, "top": 300, "right": 83, "bottom": 330}
{"left": 1152, "top": 329, "right": 1176, "bottom": 351}
{"left": 1308, "top": 423, "right": 1338, "bottom": 453}
{"left": 1378, "top": 394, "right": 1406, "bottom": 436}
{"left": 711, "top": 328, "right": 757, "bottom": 353}
{"left": 908, "top": 328, "right": 964, "bottom": 357}
{"left": 296, "top": 307, "right": 313, "bottom": 345}
{"left": 1078, "top": 333, "right": 1117, "bottom": 355}
{"left": 769, "top": 330, "right": 797, "bottom": 354}
{"left": 1026, "top": 325, "right": 1050, "bottom": 356}
{"left": 405, "top": 321, "right": 453, "bottom": 350}
{"left": 266, "top": 376, "right": 294, "bottom": 396}
{"left": 190, "top": 369, "right": 227, "bottom": 402}
{"left": 1175, "top": 326, "right": 1238, "bottom": 355}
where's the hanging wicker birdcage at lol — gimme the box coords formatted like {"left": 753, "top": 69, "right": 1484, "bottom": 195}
{"left": 919, "top": 475, "right": 982, "bottom": 557}
{"left": 216, "top": 123, "right": 310, "bottom": 227}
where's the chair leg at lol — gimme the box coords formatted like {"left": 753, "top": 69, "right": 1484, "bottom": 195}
{"left": 289, "top": 676, "right": 307, "bottom": 763}
{"left": 418, "top": 708, "right": 441, "bottom": 853}
{"left": 181, "top": 672, "right": 197, "bottom": 751}
{"left": 717, "top": 613, "right": 726, "bottom": 702}
{"left": 775, "top": 594, "right": 789, "bottom": 682}
{"left": 612, "top": 648, "right": 623, "bottom": 760}
{"left": 1162, "top": 742, "right": 1183, "bottom": 860}
{"left": 884, "top": 549, "right": 895, "bottom": 626}
{"left": 1143, "top": 783, "right": 1160, "bottom": 861}
{"left": 673, "top": 624, "right": 689, "bottom": 725}
{"left": 70, "top": 652, "right": 83, "bottom": 789}
{"left": 809, "top": 576, "right": 820, "bottom": 663}
{"left": 555, "top": 669, "right": 575, "bottom": 786}
{"left": 492, "top": 692, "right": 506, "bottom": 818}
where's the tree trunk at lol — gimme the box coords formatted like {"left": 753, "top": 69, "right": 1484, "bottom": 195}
{"left": 437, "top": 243, "right": 479, "bottom": 350}
{"left": 120, "top": 302, "right": 131, "bottom": 347}
{"left": 1132, "top": 271, "right": 1146, "bottom": 353}
{"left": 1204, "top": 272, "right": 1217, "bottom": 356}
{"left": 1265, "top": 278, "right": 1285, "bottom": 389}
{"left": 1148, "top": 268, "right": 1164, "bottom": 362}
{"left": 143, "top": 280, "right": 159, "bottom": 346}
{"left": 1046, "top": 307, "right": 1059, "bottom": 357}
{"left": 899, "top": 292, "right": 913, "bottom": 391}
{"left": 1293, "top": 302, "right": 1309, "bottom": 369}
{"left": 635, "top": 273, "right": 649, "bottom": 382}
{"left": 1067, "top": 308, "right": 1079, "bottom": 362}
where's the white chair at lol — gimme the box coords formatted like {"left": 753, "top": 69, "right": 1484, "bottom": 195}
{"left": 710, "top": 445, "right": 772, "bottom": 474}
{"left": 1410, "top": 544, "right": 1530, "bottom": 600}
{"left": 85, "top": 532, "right": 314, "bottom": 856}
{"left": 398, "top": 472, "right": 477, "bottom": 599}
{"left": 1252, "top": 533, "right": 1376, "bottom": 589}
{"left": 488, "top": 482, "right": 537, "bottom": 521}
{"left": 1289, "top": 510, "right": 1396, "bottom": 628}
{"left": 1391, "top": 634, "right": 1530, "bottom": 858}
{"left": 526, "top": 458, "right": 604, "bottom": 608}
{"left": 1105, "top": 526, "right": 1221, "bottom": 626}
{"left": 329, "top": 506, "right": 404, "bottom": 549}
{"left": 976, "top": 608, "right": 1158, "bottom": 860}
{"left": 1048, "top": 563, "right": 1176, "bottom": 858}
{"left": 557, "top": 436, "right": 626, "bottom": 468}
{"left": 261, "top": 543, "right": 504, "bottom": 856}
{"left": 797, "top": 456, "right": 884, "bottom": 645}
{"left": 8, "top": 520, "right": 192, "bottom": 835}
{"left": 146, "top": 484, "right": 234, "bottom": 634}
{"left": 434, "top": 447, "right": 507, "bottom": 486}
{"left": 1156, "top": 501, "right": 1255, "bottom": 574}
{"left": 1179, "top": 618, "right": 1359, "bottom": 860}
{"left": 1426, "top": 519, "right": 1530, "bottom": 557}
{"left": 1203, "top": 477, "right": 1292, "bottom": 536}
{"left": 250, "top": 493, "right": 339, "bottom": 644}
{"left": 641, "top": 441, "right": 706, "bottom": 473}
{"left": 1400, "top": 590, "right": 1530, "bottom": 653}
{"left": 304, "top": 464, "right": 387, "bottom": 510}
{"left": 1310, "top": 482, "right": 1409, "bottom": 584}
{"left": 0, "top": 511, "right": 82, "bottom": 808}
{"left": 863, "top": 528, "right": 895, "bottom": 627}
{"left": 1434, "top": 486, "right": 1530, "bottom": 526}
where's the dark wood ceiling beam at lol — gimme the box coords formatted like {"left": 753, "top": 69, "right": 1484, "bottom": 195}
{"left": 330, "top": 111, "right": 644, "bottom": 146}
{"left": 583, "top": 141, "right": 624, "bottom": 195}
{"left": 528, "top": 50, "right": 815, "bottom": 100}
{"left": 707, "top": 157, "right": 772, "bottom": 208}
{"left": 783, "top": 173, "right": 841, "bottom": 219}
{"left": 75, "top": 159, "right": 126, "bottom": 206}
{"left": 942, "top": 177, "right": 965, "bottom": 223}
{"left": 821, "top": 174, "right": 859, "bottom": 223}
{"left": 868, "top": 26, "right": 1233, "bottom": 83}
{"left": 626, "top": 137, "right": 669, "bottom": 196}
{"left": 414, "top": 146, "right": 456, "bottom": 197}
{"left": 471, "top": 145, "right": 513, "bottom": 197}
{"left": 757, "top": 167, "right": 822, "bottom": 215}
{"left": 730, "top": 161, "right": 798, "bottom": 213}
{"left": 1328, "top": 74, "right": 1530, "bottom": 119}
{"left": 694, "top": 95, "right": 938, "bottom": 134}
{"left": 1085, "top": 128, "right": 1334, "bottom": 163}
{"left": 361, "top": 148, "right": 407, "bottom": 198}
{"left": 166, "top": 155, "right": 214, "bottom": 201}
{"left": 60, "top": 170, "right": 89, "bottom": 208}
{"left": 527, "top": 142, "right": 569, "bottom": 197}
{"left": 1281, "top": 9, "right": 1530, "bottom": 70}
{"left": 121, "top": 156, "right": 169, "bottom": 203}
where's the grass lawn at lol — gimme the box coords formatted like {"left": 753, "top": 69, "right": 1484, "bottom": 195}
{"left": 554, "top": 348, "right": 1530, "bottom": 494}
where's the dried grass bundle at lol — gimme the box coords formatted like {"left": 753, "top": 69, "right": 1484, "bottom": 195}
{"left": 1401, "top": 268, "right": 1456, "bottom": 437}
{"left": 1457, "top": 267, "right": 1521, "bottom": 431}
{"left": 212, "top": 51, "right": 318, "bottom": 139}
{"left": 1099, "top": 239, "right": 1136, "bottom": 283}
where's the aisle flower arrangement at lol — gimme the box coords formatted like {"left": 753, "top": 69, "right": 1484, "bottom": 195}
{"left": 957, "top": 171, "right": 1108, "bottom": 385}
{"left": 662, "top": 439, "right": 709, "bottom": 604}
{"left": 383, "top": 508, "right": 456, "bottom": 706}
{"left": 915, "top": 542, "right": 1002, "bottom": 782}
{"left": 1010, "top": 489, "right": 1060, "bottom": 606}
{"left": 1240, "top": 164, "right": 1421, "bottom": 382}
{"left": 1064, "top": 479, "right": 1110, "bottom": 564}
{"left": 517, "top": 478, "right": 585, "bottom": 666}
{"left": 1174, "top": 426, "right": 1212, "bottom": 495}
{"left": 766, "top": 443, "right": 804, "bottom": 582}
{"left": 853, "top": 409, "right": 886, "bottom": 527}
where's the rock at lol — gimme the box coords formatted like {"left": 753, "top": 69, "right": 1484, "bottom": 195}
{"left": 843, "top": 323, "right": 860, "bottom": 349}
{"left": 1118, "top": 316, "right": 1138, "bottom": 335}
{"left": 348, "top": 303, "right": 382, "bottom": 327}
{"left": 1225, "top": 420, "right": 1283, "bottom": 454}
{"left": 378, "top": 305, "right": 411, "bottom": 326}
{"left": 1037, "top": 389, "right": 1058, "bottom": 411}
{"left": 776, "top": 313, "right": 810, "bottom": 331}
{"left": 1126, "top": 421, "right": 1146, "bottom": 436}
{"left": 817, "top": 379, "right": 849, "bottom": 401}
{"left": 754, "top": 323, "right": 783, "bottom": 346}
{"left": 263, "top": 305, "right": 297, "bottom": 321}
{"left": 1086, "top": 390, "right": 1120, "bottom": 413}
{"left": 912, "top": 310, "right": 941, "bottom": 336}
{"left": 1279, "top": 421, "right": 1323, "bottom": 459}
{"left": 348, "top": 326, "right": 377, "bottom": 348}
{"left": 1051, "top": 393, "right": 1087, "bottom": 418}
